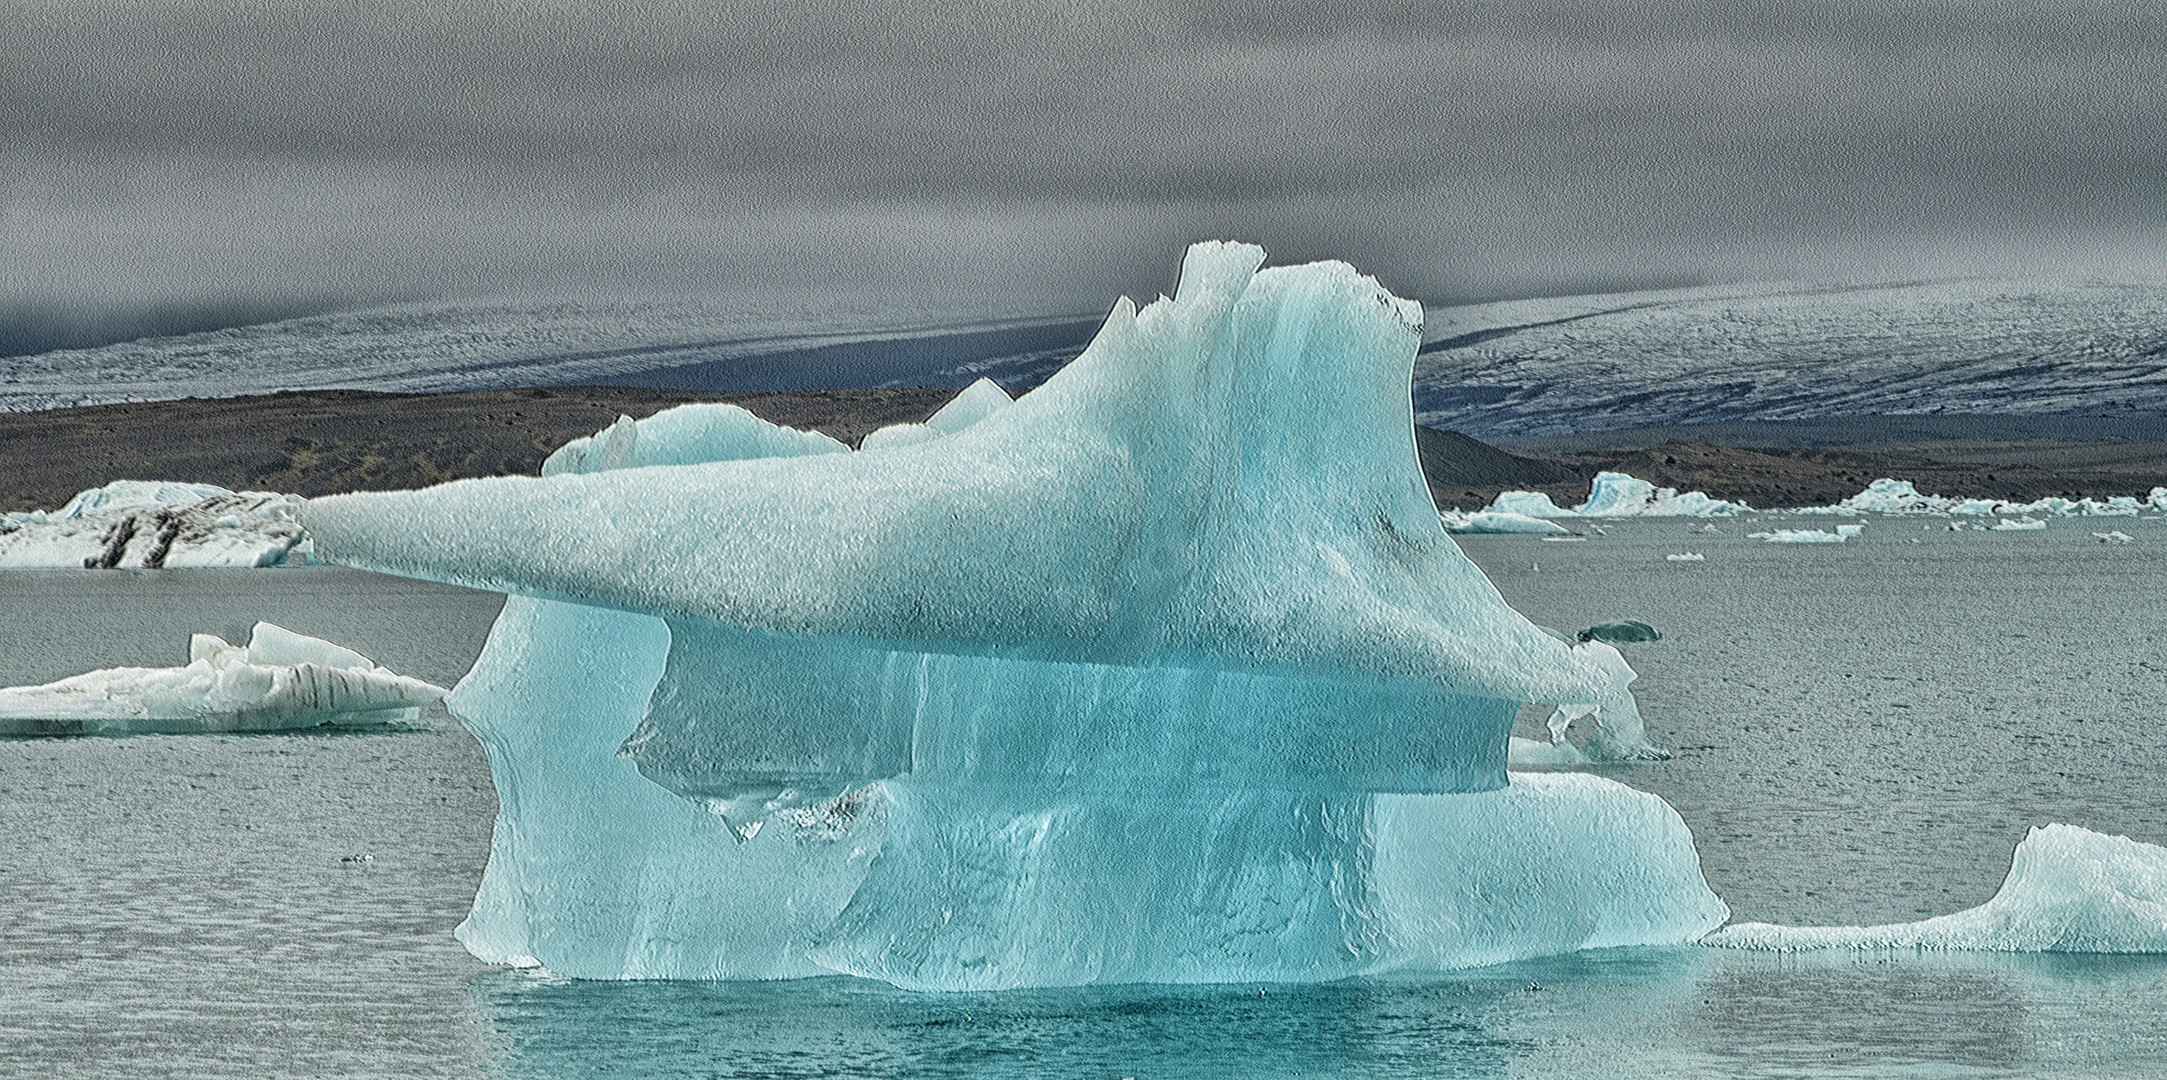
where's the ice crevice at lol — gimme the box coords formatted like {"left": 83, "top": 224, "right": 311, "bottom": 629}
{"left": 301, "top": 242, "right": 1725, "bottom": 988}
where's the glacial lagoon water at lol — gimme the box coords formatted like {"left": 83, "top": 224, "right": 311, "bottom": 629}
{"left": 2, "top": 516, "right": 2164, "bottom": 1077}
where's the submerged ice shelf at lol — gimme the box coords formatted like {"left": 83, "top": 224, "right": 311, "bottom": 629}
{"left": 302, "top": 243, "right": 1717, "bottom": 989}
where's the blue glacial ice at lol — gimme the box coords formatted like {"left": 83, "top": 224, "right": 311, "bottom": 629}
{"left": 301, "top": 242, "right": 1724, "bottom": 988}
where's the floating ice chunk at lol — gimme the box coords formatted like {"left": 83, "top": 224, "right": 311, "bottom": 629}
{"left": 1991, "top": 516, "right": 2047, "bottom": 531}
{"left": 1649, "top": 490, "right": 1752, "bottom": 516}
{"left": 2094, "top": 531, "right": 2135, "bottom": 544}
{"left": 1707, "top": 824, "right": 2167, "bottom": 952}
{"left": 0, "top": 481, "right": 309, "bottom": 568}
{"left": 1488, "top": 490, "right": 1577, "bottom": 518}
{"left": 0, "top": 622, "right": 446, "bottom": 736}
{"left": 1814, "top": 479, "right": 2160, "bottom": 518}
{"left": 1665, "top": 552, "right": 1706, "bottom": 562}
{"left": 1751, "top": 528, "right": 1848, "bottom": 543}
{"left": 1576, "top": 472, "right": 1656, "bottom": 517}
{"left": 1440, "top": 510, "right": 1570, "bottom": 535}
{"left": 2151, "top": 487, "right": 2167, "bottom": 510}
{"left": 1569, "top": 472, "right": 1749, "bottom": 517}
{"left": 1834, "top": 478, "right": 1941, "bottom": 514}
{"left": 305, "top": 243, "right": 1702, "bottom": 986}
{"left": 1835, "top": 523, "right": 1865, "bottom": 538}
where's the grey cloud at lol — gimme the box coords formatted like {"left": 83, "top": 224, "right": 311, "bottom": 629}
{"left": 4, "top": 0, "right": 2163, "bottom": 335}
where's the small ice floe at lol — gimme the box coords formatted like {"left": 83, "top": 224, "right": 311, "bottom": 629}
{"left": 1490, "top": 474, "right": 1749, "bottom": 519}
{"left": 1693, "top": 524, "right": 1721, "bottom": 534}
{"left": 1665, "top": 552, "right": 1706, "bottom": 562}
{"left": 1437, "top": 510, "right": 1569, "bottom": 535}
{"left": 1750, "top": 523, "right": 1862, "bottom": 543}
{"left": 1812, "top": 478, "right": 2158, "bottom": 518}
{"left": 1538, "top": 534, "right": 1588, "bottom": 542}
{"left": 0, "top": 480, "right": 309, "bottom": 568}
{"left": 2094, "top": 531, "right": 2136, "bottom": 544}
{"left": 1991, "top": 516, "right": 2047, "bottom": 532}
{"left": 1488, "top": 491, "right": 1576, "bottom": 518}
{"left": 0, "top": 622, "right": 447, "bottom": 736}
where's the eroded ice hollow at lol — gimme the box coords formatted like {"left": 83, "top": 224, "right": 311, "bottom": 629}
{"left": 301, "top": 243, "right": 1725, "bottom": 989}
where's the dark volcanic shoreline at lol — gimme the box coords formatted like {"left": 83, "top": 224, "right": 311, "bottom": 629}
{"left": 2, "top": 387, "right": 2164, "bottom": 513}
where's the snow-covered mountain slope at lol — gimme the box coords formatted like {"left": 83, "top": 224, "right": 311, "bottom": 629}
{"left": 9, "top": 278, "right": 2166, "bottom": 439}
{"left": 0, "top": 299, "right": 1094, "bottom": 413}
{"left": 1413, "top": 279, "right": 2167, "bottom": 438}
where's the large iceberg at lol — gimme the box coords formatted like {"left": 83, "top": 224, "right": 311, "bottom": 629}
{"left": 0, "top": 480, "right": 309, "bottom": 568}
{"left": 0, "top": 621, "right": 446, "bottom": 736}
{"left": 301, "top": 243, "right": 1722, "bottom": 988}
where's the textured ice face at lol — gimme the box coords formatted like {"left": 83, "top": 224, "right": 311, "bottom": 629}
{"left": 305, "top": 243, "right": 1715, "bottom": 987}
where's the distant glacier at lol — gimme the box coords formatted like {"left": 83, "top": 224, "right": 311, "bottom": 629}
{"left": 1412, "top": 278, "right": 2167, "bottom": 437}
{"left": 6, "top": 277, "right": 2166, "bottom": 437}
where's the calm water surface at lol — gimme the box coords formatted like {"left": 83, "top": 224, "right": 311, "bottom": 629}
{"left": 1, "top": 518, "right": 2163, "bottom": 1078}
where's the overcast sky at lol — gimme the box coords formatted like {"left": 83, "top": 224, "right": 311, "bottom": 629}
{"left": 4, "top": 0, "right": 2163, "bottom": 350}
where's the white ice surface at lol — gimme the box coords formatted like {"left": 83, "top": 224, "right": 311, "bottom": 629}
{"left": 1708, "top": 825, "right": 2167, "bottom": 953}
{"left": 1440, "top": 510, "right": 1570, "bottom": 535}
{"left": 0, "top": 481, "right": 308, "bottom": 568}
{"left": 1810, "top": 477, "right": 2167, "bottom": 517}
{"left": 1554, "top": 472, "right": 1751, "bottom": 518}
{"left": 1751, "top": 528, "right": 1849, "bottom": 543}
{"left": 309, "top": 243, "right": 1711, "bottom": 988}
{"left": 1488, "top": 491, "right": 1576, "bottom": 518}
{"left": 0, "top": 622, "right": 446, "bottom": 735}
{"left": 1488, "top": 476, "right": 1746, "bottom": 519}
